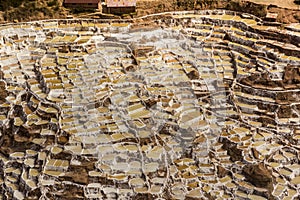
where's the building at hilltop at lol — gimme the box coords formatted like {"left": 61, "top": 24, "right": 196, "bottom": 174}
{"left": 64, "top": 0, "right": 100, "bottom": 9}
{"left": 265, "top": 12, "right": 278, "bottom": 22}
{"left": 102, "top": 0, "right": 136, "bottom": 15}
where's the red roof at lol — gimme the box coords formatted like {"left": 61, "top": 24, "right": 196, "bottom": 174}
{"left": 65, "top": 0, "right": 99, "bottom": 3}
{"left": 106, "top": 0, "right": 136, "bottom": 7}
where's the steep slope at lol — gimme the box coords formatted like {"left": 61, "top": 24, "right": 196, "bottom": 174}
{"left": 0, "top": 0, "right": 300, "bottom": 23}
{"left": 0, "top": 0, "right": 67, "bottom": 22}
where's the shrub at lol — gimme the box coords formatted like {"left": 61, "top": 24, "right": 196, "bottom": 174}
{"left": 0, "top": 0, "right": 25, "bottom": 11}
{"left": 47, "top": 0, "right": 58, "bottom": 7}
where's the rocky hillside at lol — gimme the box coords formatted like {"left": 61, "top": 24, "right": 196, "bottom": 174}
{"left": 136, "top": 0, "right": 300, "bottom": 24}
{"left": 0, "top": 0, "right": 300, "bottom": 24}
{"left": 0, "top": 0, "right": 67, "bottom": 22}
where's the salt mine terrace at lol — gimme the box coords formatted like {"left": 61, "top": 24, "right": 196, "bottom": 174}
{"left": 0, "top": 9, "right": 300, "bottom": 200}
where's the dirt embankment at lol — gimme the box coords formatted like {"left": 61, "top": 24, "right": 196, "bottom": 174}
{"left": 136, "top": 0, "right": 300, "bottom": 24}
{"left": 0, "top": 0, "right": 300, "bottom": 24}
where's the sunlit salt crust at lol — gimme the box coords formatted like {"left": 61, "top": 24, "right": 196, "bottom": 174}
{"left": 0, "top": 10, "right": 300, "bottom": 199}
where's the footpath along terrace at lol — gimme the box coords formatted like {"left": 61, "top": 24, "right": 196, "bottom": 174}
{"left": 0, "top": 10, "right": 300, "bottom": 199}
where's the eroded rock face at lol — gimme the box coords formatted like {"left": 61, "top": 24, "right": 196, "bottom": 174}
{"left": 240, "top": 64, "right": 300, "bottom": 89}
{"left": 283, "top": 64, "right": 300, "bottom": 84}
{"left": 0, "top": 10, "right": 300, "bottom": 200}
{"left": 0, "top": 81, "right": 7, "bottom": 103}
{"left": 220, "top": 137, "right": 243, "bottom": 162}
{"left": 243, "top": 163, "right": 273, "bottom": 188}
{"left": 217, "top": 165, "right": 228, "bottom": 178}
{"left": 242, "top": 163, "right": 275, "bottom": 199}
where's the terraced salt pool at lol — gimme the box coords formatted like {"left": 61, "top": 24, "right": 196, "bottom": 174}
{"left": 0, "top": 10, "right": 300, "bottom": 200}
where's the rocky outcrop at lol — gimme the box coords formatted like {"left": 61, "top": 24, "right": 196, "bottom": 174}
{"left": 283, "top": 64, "right": 300, "bottom": 84}
{"left": 0, "top": 80, "right": 7, "bottom": 103}
{"left": 243, "top": 163, "right": 273, "bottom": 188}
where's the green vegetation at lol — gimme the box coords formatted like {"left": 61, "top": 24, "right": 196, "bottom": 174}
{"left": 0, "top": 0, "right": 25, "bottom": 11}
{"left": 0, "top": 0, "right": 66, "bottom": 22}
{"left": 0, "top": 0, "right": 298, "bottom": 23}
{"left": 47, "top": 0, "right": 59, "bottom": 7}
{"left": 176, "top": 0, "right": 194, "bottom": 9}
